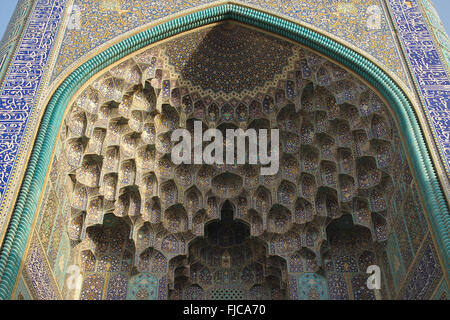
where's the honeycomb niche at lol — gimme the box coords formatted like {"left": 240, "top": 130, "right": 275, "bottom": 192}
{"left": 45, "top": 22, "right": 426, "bottom": 300}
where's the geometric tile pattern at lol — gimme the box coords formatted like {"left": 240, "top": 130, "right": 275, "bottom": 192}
{"left": 388, "top": 0, "right": 450, "bottom": 178}
{"left": 22, "top": 242, "right": 60, "bottom": 300}
{"left": 0, "top": 0, "right": 446, "bottom": 301}
{"left": 12, "top": 276, "right": 32, "bottom": 300}
{"left": 62, "top": 26, "right": 404, "bottom": 272}
{"left": 432, "top": 278, "right": 449, "bottom": 300}
{"left": 418, "top": 0, "right": 450, "bottom": 70}
{"left": 126, "top": 273, "right": 159, "bottom": 300}
{"left": 0, "top": 0, "right": 66, "bottom": 240}
{"left": 296, "top": 273, "right": 329, "bottom": 300}
{"left": 400, "top": 234, "right": 443, "bottom": 300}
{"left": 164, "top": 24, "right": 295, "bottom": 95}
{"left": 52, "top": 0, "right": 408, "bottom": 86}
{"left": 0, "top": 0, "right": 34, "bottom": 85}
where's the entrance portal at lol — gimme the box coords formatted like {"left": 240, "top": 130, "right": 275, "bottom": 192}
{"left": 30, "top": 22, "right": 430, "bottom": 300}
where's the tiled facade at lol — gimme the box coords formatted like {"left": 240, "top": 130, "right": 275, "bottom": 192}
{"left": 0, "top": 0, "right": 447, "bottom": 300}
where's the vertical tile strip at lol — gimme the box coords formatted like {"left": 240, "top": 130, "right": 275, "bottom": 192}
{"left": 0, "top": 0, "right": 66, "bottom": 240}
{"left": 387, "top": 0, "right": 450, "bottom": 178}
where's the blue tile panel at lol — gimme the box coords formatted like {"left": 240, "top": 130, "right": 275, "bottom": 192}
{"left": 387, "top": 0, "right": 450, "bottom": 177}
{"left": 0, "top": 0, "right": 66, "bottom": 237}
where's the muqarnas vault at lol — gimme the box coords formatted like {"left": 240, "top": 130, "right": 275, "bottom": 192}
{"left": 0, "top": 0, "right": 448, "bottom": 300}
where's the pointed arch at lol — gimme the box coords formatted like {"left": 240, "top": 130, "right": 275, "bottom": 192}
{"left": 0, "top": 3, "right": 448, "bottom": 299}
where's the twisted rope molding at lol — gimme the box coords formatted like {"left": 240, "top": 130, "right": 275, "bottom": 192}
{"left": 0, "top": 3, "right": 448, "bottom": 299}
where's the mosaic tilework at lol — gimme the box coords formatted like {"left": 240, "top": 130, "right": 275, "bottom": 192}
{"left": 0, "top": 0, "right": 447, "bottom": 300}
{"left": 384, "top": 210, "right": 445, "bottom": 299}
{"left": 323, "top": 216, "right": 380, "bottom": 300}
{"left": 53, "top": 233, "right": 71, "bottom": 290}
{"left": 327, "top": 273, "right": 349, "bottom": 300}
{"left": 387, "top": 0, "right": 450, "bottom": 177}
{"left": 419, "top": 0, "right": 450, "bottom": 69}
{"left": 60, "top": 25, "right": 405, "bottom": 266}
{"left": 0, "top": 0, "right": 445, "bottom": 266}
{"left": 12, "top": 276, "right": 32, "bottom": 300}
{"left": 52, "top": 0, "right": 408, "bottom": 86}
{"left": 80, "top": 273, "right": 105, "bottom": 300}
{"left": 0, "top": 0, "right": 66, "bottom": 241}
{"left": 399, "top": 234, "right": 443, "bottom": 300}
{"left": 22, "top": 241, "right": 60, "bottom": 300}
{"left": 288, "top": 275, "right": 299, "bottom": 300}
{"left": 126, "top": 273, "right": 159, "bottom": 300}
{"left": 386, "top": 232, "right": 406, "bottom": 291}
{"left": 106, "top": 273, "right": 128, "bottom": 300}
{"left": 432, "top": 278, "right": 449, "bottom": 300}
{"left": 12, "top": 138, "right": 73, "bottom": 300}
{"left": 296, "top": 273, "right": 329, "bottom": 300}
{"left": 377, "top": 142, "right": 429, "bottom": 284}
{"left": 158, "top": 276, "right": 168, "bottom": 300}
{"left": 26, "top": 21, "right": 441, "bottom": 300}
{"left": 169, "top": 203, "right": 286, "bottom": 299}
{"left": 0, "top": 0, "right": 35, "bottom": 85}
{"left": 163, "top": 24, "right": 296, "bottom": 96}
{"left": 53, "top": 26, "right": 409, "bottom": 300}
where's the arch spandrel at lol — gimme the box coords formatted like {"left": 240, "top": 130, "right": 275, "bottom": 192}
{"left": 1, "top": 4, "right": 448, "bottom": 300}
{"left": 51, "top": 0, "right": 410, "bottom": 92}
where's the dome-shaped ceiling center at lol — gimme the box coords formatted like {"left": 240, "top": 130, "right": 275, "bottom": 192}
{"left": 164, "top": 22, "right": 296, "bottom": 95}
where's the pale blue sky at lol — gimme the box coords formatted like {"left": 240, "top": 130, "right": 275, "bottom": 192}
{"left": 433, "top": 0, "right": 450, "bottom": 33}
{"left": 0, "top": 0, "right": 17, "bottom": 42}
{"left": 0, "top": 1, "right": 448, "bottom": 43}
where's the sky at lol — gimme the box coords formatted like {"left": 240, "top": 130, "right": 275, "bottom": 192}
{"left": 0, "top": 0, "right": 448, "bottom": 44}
{"left": 0, "top": 1, "right": 17, "bottom": 42}
{"left": 433, "top": 0, "right": 450, "bottom": 34}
